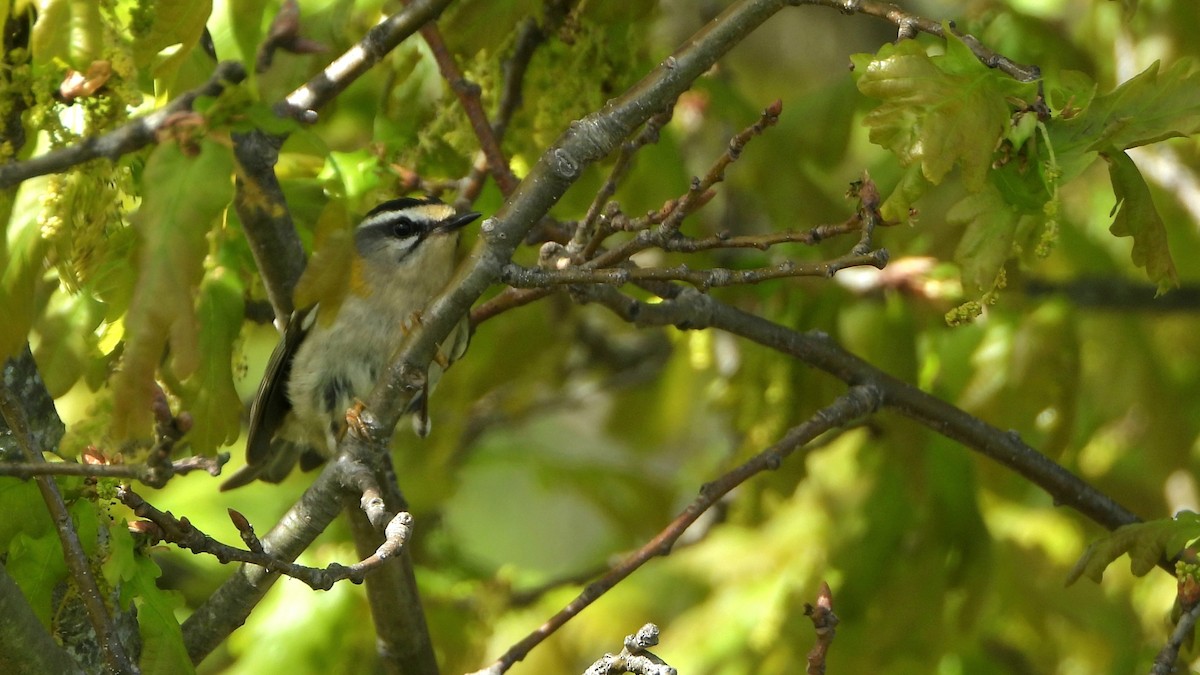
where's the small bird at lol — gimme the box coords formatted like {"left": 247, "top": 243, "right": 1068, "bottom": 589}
{"left": 221, "top": 196, "right": 480, "bottom": 490}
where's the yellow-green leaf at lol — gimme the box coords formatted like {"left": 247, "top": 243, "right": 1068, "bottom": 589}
{"left": 949, "top": 185, "right": 1019, "bottom": 292}
{"left": 180, "top": 268, "right": 244, "bottom": 455}
{"left": 1068, "top": 513, "right": 1200, "bottom": 584}
{"left": 853, "top": 30, "right": 1030, "bottom": 191}
{"left": 111, "top": 140, "right": 234, "bottom": 442}
{"left": 32, "top": 289, "right": 107, "bottom": 397}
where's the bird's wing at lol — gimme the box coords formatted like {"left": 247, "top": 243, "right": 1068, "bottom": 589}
{"left": 220, "top": 308, "right": 313, "bottom": 491}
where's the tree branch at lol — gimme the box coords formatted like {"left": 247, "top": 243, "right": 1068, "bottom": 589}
{"left": 585, "top": 284, "right": 1145, "bottom": 535}
{"left": 500, "top": 250, "right": 887, "bottom": 290}
{"left": 181, "top": 460, "right": 345, "bottom": 662}
{"left": 0, "top": 61, "right": 247, "bottom": 189}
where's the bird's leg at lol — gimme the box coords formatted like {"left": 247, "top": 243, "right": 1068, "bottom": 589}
{"left": 345, "top": 398, "right": 370, "bottom": 440}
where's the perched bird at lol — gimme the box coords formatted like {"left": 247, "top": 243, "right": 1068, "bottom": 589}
{"left": 221, "top": 196, "right": 480, "bottom": 490}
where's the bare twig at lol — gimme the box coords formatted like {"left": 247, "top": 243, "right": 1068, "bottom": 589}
{"left": 586, "top": 284, "right": 1146, "bottom": 537}
{"left": 662, "top": 217, "right": 869, "bottom": 252}
{"left": 458, "top": 17, "right": 541, "bottom": 203}
{"left": 181, "top": 459, "right": 345, "bottom": 661}
{"left": 587, "top": 99, "right": 784, "bottom": 269}
{"left": 573, "top": 107, "right": 676, "bottom": 257}
{"left": 119, "top": 487, "right": 412, "bottom": 590}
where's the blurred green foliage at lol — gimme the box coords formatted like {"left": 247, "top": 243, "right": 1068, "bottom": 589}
{"left": 2, "top": 0, "right": 1200, "bottom": 674}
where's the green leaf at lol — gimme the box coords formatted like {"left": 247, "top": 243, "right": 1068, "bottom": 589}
{"left": 1048, "top": 60, "right": 1200, "bottom": 184}
{"left": 1102, "top": 149, "right": 1179, "bottom": 294}
{"left": 180, "top": 268, "right": 245, "bottom": 455}
{"left": 880, "top": 164, "right": 927, "bottom": 223}
{"left": 106, "top": 525, "right": 193, "bottom": 675}
{"left": 853, "top": 30, "right": 1030, "bottom": 191}
{"left": 1081, "top": 60, "right": 1200, "bottom": 152}
{"left": 130, "top": 0, "right": 212, "bottom": 86}
{"left": 1045, "top": 69, "right": 1097, "bottom": 114}
{"left": 948, "top": 185, "right": 1020, "bottom": 292}
{"left": 1067, "top": 513, "right": 1200, "bottom": 584}
{"left": 7, "top": 530, "right": 67, "bottom": 626}
{"left": 112, "top": 140, "right": 234, "bottom": 442}
{"left": 0, "top": 478, "right": 52, "bottom": 553}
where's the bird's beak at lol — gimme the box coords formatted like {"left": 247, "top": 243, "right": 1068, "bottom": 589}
{"left": 436, "top": 211, "right": 481, "bottom": 234}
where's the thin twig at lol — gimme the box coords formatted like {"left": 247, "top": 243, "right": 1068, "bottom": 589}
{"left": 573, "top": 107, "right": 676, "bottom": 257}
{"left": 457, "top": 14, "right": 550, "bottom": 204}
{"left": 587, "top": 99, "right": 784, "bottom": 270}
{"left": 805, "top": 582, "right": 838, "bottom": 675}
{"left": 118, "top": 487, "right": 412, "bottom": 590}
{"left": 502, "top": 250, "right": 887, "bottom": 290}
{"left": 0, "top": 454, "right": 226, "bottom": 486}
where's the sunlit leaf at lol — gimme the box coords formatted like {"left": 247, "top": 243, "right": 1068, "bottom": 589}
{"left": 30, "top": 0, "right": 102, "bottom": 69}
{"left": 0, "top": 479, "right": 52, "bottom": 553}
{"left": 0, "top": 186, "right": 47, "bottom": 361}
{"left": 32, "top": 290, "right": 107, "bottom": 397}
{"left": 1068, "top": 513, "right": 1200, "bottom": 584}
{"left": 853, "top": 30, "right": 1031, "bottom": 191}
{"left": 131, "top": 0, "right": 211, "bottom": 86}
{"left": 1102, "top": 149, "right": 1179, "bottom": 294}
{"left": 111, "top": 141, "right": 234, "bottom": 442}
{"left": 1046, "top": 69, "right": 1097, "bottom": 114}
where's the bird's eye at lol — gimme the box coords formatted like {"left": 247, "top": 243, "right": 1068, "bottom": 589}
{"left": 390, "top": 220, "right": 417, "bottom": 239}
